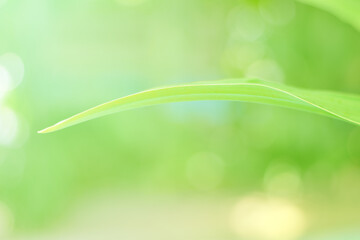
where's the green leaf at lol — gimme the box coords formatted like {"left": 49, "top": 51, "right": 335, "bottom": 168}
{"left": 297, "top": 0, "right": 360, "bottom": 31}
{"left": 38, "top": 78, "right": 360, "bottom": 133}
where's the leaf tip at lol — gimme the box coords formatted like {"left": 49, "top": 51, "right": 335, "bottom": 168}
{"left": 37, "top": 128, "right": 50, "bottom": 134}
{"left": 37, "top": 126, "right": 57, "bottom": 134}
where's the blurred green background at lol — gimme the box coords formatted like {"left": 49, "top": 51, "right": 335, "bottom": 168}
{"left": 0, "top": 0, "right": 359, "bottom": 239}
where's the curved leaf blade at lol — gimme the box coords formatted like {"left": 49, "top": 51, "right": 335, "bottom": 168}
{"left": 39, "top": 78, "right": 360, "bottom": 133}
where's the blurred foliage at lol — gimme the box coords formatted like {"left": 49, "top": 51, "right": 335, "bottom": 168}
{"left": 0, "top": 0, "right": 359, "bottom": 238}
{"left": 298, "top": 0, "right": 360, "bottom": 31}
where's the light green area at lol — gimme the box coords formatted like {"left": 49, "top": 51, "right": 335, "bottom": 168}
{"left": 0, "top": 0, "right": 360, "bottom": 238}
{"left": 298, "top": 0, "right": 360, "bottom": 31}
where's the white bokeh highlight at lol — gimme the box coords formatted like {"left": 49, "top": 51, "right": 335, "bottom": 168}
{"left": 230, "top": 195, "right": 306, "bottom": 240}
{"left": 0, "top": 53, "right": 25, "bottom": 92}
{"left": 0, "top": 107, "right": 19, "bottom": 147}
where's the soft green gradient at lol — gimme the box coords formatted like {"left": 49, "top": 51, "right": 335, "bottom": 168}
{"left": 298, "top": 0, "right": 360, "bottom": 31}
{"left": 0, "top": 0, "right": 359, "bottom": 239}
